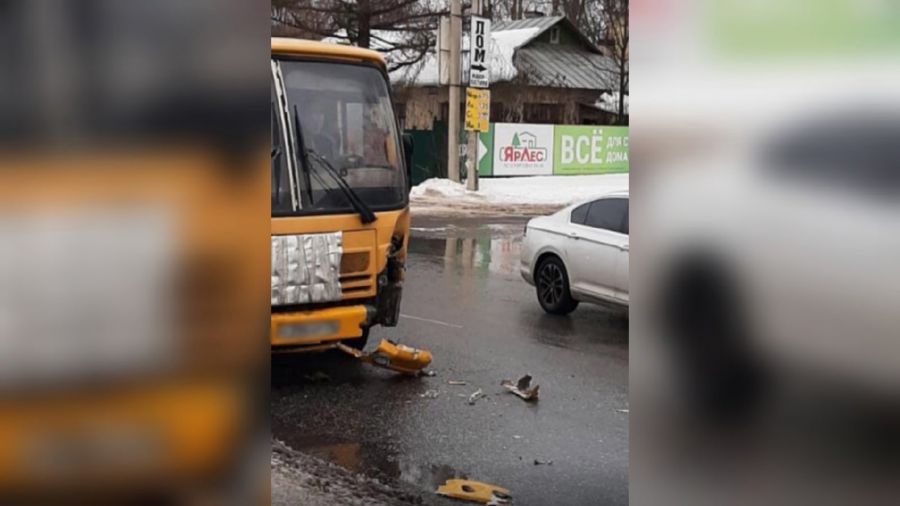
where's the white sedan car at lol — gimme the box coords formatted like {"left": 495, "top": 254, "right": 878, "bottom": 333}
{"left": 520, "top": 191, "right": 629, "bottom": 314}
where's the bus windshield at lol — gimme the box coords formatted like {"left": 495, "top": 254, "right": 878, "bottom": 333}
{"left": 271, "top": 59, "right": 406, "bottom": 216}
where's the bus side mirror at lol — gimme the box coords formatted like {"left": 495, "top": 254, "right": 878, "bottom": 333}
{"left": 402, "top": 133, "right": 414, "bottom": 192}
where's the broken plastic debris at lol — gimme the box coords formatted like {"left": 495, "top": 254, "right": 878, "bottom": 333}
{"left": 501, "top": 375, "right": 539, "bottom": 402}
{"left": 448, "top": 380, "right": 468, "bottom": 386}
{"left": 436, "top": 479, "right": 511, "bottom": 505}
{"left": 336, "top": 339, "right": 432, "bottom": 375}
{"left": 533, "top": 459, "right": 553, "bottom": 466}
{"left": 420, "top": 389, "right": 440, "bottom": 399}
{"left": 467, "top": 388, "right": 486, "bottom": 405}
{"left": 615, "top": 408, "right": 629, "bottom": 414}
{"left": 303, "top": 371, "right": 330, "bottom": 382}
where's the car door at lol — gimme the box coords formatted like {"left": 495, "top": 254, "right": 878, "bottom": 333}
{"left": 747, "top": 127, "right": 900, "bottom": 375}
{"left": 616, "top": 204, "right": 629, "bottom": 302}
{"left": 567, "top": 197, "right": 628, "bottom": 303}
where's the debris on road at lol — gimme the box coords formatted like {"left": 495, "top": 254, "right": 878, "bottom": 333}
{"left": 302, "top": 371, "right": 331, "bottom": 383}
{"left": 436, "top": 478, "right": 511, "bottom": 505}
{"left": 615, "top": 408, "right": 629, "bottom": 414}
{"left": 336, "top": 339, "right": 433, "bottom": 376}
{"left": 448, "top": 380, "right": 468, "bottom": 386}
{"left": 420, "top": 389, "right": 440, "bottom": 399}
{"left": 467, "top": 388, "right": 486, "bottom": 405}
{"left": 501, "top": 375, "right": 539, "bottom": 402}
{"left": 533, "top": 459, "right": 553, "bottom": 466}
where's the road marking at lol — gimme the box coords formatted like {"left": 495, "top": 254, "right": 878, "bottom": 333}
{"left": 400, "top": 313, "right": 463, "bottom": 329}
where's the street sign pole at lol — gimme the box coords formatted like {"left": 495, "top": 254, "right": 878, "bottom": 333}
{"left": 466, "top": 122, "right": 479, "bottom": 191}
{"left": 447, "top": 0, "right": 462, "bottom": 183}
{"left": 466, "top": 3, "right": 490, "bottom": 191}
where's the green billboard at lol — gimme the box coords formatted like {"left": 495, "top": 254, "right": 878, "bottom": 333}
{"left": 552, "top": 125, "right": 629, "bottom": 175}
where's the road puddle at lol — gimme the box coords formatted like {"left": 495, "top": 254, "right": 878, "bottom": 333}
{"left": 409, "top": 222, "right": 524, "bottom": 276}
{"left": 277, "top": 435, "right": 469, "bottom": 491}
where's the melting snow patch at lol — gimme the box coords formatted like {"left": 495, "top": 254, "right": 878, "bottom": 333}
{"left": 410, "top": 178, "right": 481, "bottom": 200}
{"left": 411, "top": 175, "right": 628, "bottom": 215}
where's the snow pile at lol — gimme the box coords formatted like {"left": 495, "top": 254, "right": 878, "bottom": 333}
{"left": 410, "top": 177, "right": 478, "bottom": 200}
{"left": 596, "top": 92, "right": 629, "bottom": 115}
{"left": 411, "top": 174, "right": 628, "bottom": 215}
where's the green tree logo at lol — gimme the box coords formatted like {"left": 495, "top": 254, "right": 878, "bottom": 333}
{"left": 511, "top": 133, "right": 520, "bottom": 147}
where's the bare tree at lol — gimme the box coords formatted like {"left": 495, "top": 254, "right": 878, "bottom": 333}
{"left": 570, "top": 0, "right": 627, "bottom": 124}
{"left": 489, "top": 0, "right": 605, "bottom": 46}
{"left": 272, "top": 0, "right": 446, "bottom": 72}
{"left": 598, "top": 0, "right": 627, "bottom": 125}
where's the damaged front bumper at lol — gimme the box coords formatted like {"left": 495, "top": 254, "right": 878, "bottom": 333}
{"left": 271, "top": 272, "right": 403, "bottom": 349}
{"left": 270, "top": 305, "right": 372, "bottom": 347}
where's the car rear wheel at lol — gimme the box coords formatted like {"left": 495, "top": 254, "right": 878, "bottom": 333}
{"left": 536, "top": 256, "right": 579, "bottom": 315}
{"left": 662, "top": 257, "right": 767, "bottom": 421}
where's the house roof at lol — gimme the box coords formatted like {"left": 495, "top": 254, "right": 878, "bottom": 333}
{"left": 493, "top": 15, "right": 601, "bottom": 55}
{"left": 386, "top": 26, "right": 532, "bottom": 86}
{"left": 388, "top": 15, "right": 615, "bottom": 90}
{"left": 517, "top": 43, "right": 614, "bottom": 89}
{"left": 493, "top": 15, "right": 566, "bottom": 32}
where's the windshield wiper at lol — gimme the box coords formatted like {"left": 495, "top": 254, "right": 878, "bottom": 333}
{"left": 292, "top": 105, "right": 377, "bottom": 224}
{"left": 271, "top": 146, "right": 282, "bottom": 203}
{"left": 306, "top": 149, "right": 378, "bottom": 224}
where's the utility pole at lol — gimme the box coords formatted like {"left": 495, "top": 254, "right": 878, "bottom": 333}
{"left": 447, "top": 0, "right": 462, "bottom": 182}
{"left": 465, "top": 0, "right": 483, "bottom": 191}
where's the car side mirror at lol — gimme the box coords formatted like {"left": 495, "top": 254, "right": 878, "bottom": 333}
{"left": 402, "top": 133, "right": 414, "bottom": 192}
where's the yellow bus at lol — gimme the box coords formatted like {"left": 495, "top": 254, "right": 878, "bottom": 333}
{"left": 270, "top": 39, "right": 412, "bottom": 351}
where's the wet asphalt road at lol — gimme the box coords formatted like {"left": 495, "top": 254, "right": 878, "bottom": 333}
{"left": 272, "top": 215, "right": 629, "bottom": 506}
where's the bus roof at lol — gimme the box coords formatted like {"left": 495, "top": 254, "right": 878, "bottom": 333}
{"left": 271, "top": 38, "right": 386, "bottom": 67}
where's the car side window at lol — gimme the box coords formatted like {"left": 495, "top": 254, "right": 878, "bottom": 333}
{"left": 570, "top": 202, "right": 591, "bottom": 225}
{"left": 584, "top": 198, "right": 628, "bottom": 234}
{"left": 766, "top": 119, "right": 900, "bottom": 197}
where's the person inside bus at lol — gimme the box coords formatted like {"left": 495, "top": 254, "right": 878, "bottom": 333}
{"left": 302, "top": 102, "right": 337, "bottom": 164}
{"left": 362, "top": 107, "right": 390, "bottom": 167}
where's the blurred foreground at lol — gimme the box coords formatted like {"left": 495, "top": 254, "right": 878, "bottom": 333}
{"left": 0, "top": 2, "right": 268, "bottom": 504}
{"left": 632, "top": 1, "right": 900, "bottom": 505}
